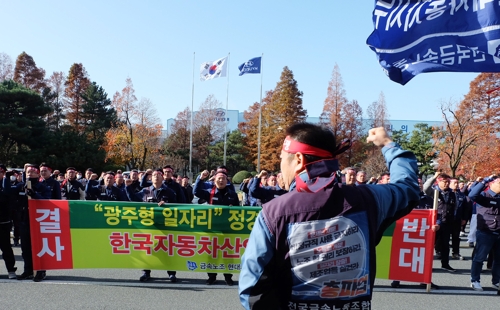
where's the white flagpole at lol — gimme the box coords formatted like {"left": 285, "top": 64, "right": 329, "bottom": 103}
{"left": 189, "top": 52, "right": 195, "bottom": 179}
{"left": 223, "top": 52, "right": 230, "bottom": 166}
{"left": 257, "top": 53, "right": 263, "bottom": 172}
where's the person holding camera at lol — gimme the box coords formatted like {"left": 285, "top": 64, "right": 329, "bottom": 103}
{"left": 126, "top": 169, "right": 178, "bottom": 283}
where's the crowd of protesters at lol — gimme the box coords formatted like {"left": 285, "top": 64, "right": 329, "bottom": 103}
{"left": 0, "top": 160, "right": 498, "bottom": 292}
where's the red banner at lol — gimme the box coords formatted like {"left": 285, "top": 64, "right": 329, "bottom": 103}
{"left": 29, "top": 200, "right": 73, "bottom": 270}
{"left": 388, "top": 209, "right": 436, "bottom": 284}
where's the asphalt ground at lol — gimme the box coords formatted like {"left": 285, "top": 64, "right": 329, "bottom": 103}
{"left": 1, "top": 232, "right": 499, "bottom": 310}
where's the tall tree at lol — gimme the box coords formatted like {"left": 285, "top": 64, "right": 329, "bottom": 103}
{"left": 364, "top": 91, "right": 390, "bottom": 175}
{"left": 64, "top": 63, "right": 90, "bottom": 132}
{"left": 260, "top": 66, "right": 307, "bottom": 171}
{"left": 163, "top": 107, "right": 192, "bottom": 173}
{"left": 337, "top": 99, "right": 364, "bottom": 167}
{"left": 104, "top": 78, "right": 163, "bottom": 170}
{"left": 0, "top": 52, "right": 14, "bottom": 81}
{"left": 367, "top": 92, "right": 389, "bottom": 129}
{"left": 80, "top": 81, "right": 117, "bottom": 142}
{"left": 46, "top": 71, "right": 66, "bottom": 131}
{"left": 434, "top": 100, "right": 482, "bottom": 178}
{"left": 462, "top": 72, "right": 500, "bottom": 133}
{"left": 193, "top": 94, "right": 225, "bottom": 170}
{"left": 239, "top": 91, "right": 273, "bottom": 170}
{"left": 13, "top": 52, "right": 46, "bottom": 93}
{"left": 320, "top": 63, "right": 348, "bottom": 137}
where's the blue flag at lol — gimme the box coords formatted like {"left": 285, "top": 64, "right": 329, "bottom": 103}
{"left": 367, "top": 1, "right": 500, "bottom": 85}
{"left": 238, "top": 57, "right": 262, "bottom": 76}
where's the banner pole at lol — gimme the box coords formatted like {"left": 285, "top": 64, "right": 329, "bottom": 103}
{"left": 257, "top": 53, "right": 263, "bottom": 172}
{"left": 223, "top": 52, "right": 230, "bottom": 166}
{"left": 427, "top": 189, "right": 440, "bottom": 293}
{"left": 189, "top": 52, "right": 195, "bottom": 180}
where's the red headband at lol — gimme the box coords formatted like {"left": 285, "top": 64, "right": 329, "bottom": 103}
{"left": 282, "top": 136, "right": 333, "bottom": 158}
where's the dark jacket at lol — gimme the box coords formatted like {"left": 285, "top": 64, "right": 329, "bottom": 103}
{"left": 14, "top": 178, "right": 51, "bottom": 221}
{"left": 139, "top": 174, "right": 186, "bottom": 203}
{"left": 0, "top": 178, "right": 11, "bottom": 223}
{"left": 126, "top": 184, "right": 177, "bottom": 203}
{"left": 86, "top": 180, "right": 129, "bottom": 201}
{"left": 193, "top": 177, "right": 239, "bottom": 206}
{"left": 41, "top": 176, "right": 62, "bottom": 200}
{"left": 61, "top": 178, "right": 85, "bottom": 200}
{"left": 248, "top": 177, "right": 287, "bottom": 205}
{"left": 182, "top": 184, "right": 194, "bottom": 203}
{"left": 468, "top": 181, "right": 500, "bottom": 232}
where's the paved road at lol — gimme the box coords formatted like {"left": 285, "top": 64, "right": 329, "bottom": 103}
{"left": 1, "top": 236, "right": 499, "bottom": 310}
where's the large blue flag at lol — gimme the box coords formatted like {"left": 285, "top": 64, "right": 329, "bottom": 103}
{"left": 367, "top": 0, "right": 500, "bottom": 85}
{"left": 238, "top": 57, "right": 262, "bottom": 76}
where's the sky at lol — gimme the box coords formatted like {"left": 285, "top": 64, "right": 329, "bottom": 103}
{"left": 1, "top": 0, "right": 480, "bottom": 127}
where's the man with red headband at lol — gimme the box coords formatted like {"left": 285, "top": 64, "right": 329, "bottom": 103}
{"left": 239, "top": 123, "right": 419, "bottom": 310}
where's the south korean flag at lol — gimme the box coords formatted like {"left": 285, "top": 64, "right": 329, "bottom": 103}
{"left": 200, "top": 56, "right": 228, "bottom": 81}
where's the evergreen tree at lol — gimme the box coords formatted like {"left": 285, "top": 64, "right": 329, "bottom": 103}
{"left": 0, "top": 80, "right": 51, "bottom": 164}
{"left": 80, "top": 81, "right": 118, "bottom": 142}
{"left": 208, "top": 130, "right": 251, "bottom": 174}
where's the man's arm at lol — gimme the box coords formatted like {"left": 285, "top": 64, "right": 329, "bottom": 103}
{"left": 239, "top": 213, "right": 278, "bottom": 310}
{"left": 423, "top": 172, "right": 439, "bottom": 196}
{"left": 364, "top": 127, "right": 420, "bottom": 228}
{"left": 139, "top": 173, "right": 152, "bottom": 188}
{"left": 193, "top": 176, "right": 210, "bottom": 201}
{"left": 467, "top": 179, "right": 495, "bottom": 208}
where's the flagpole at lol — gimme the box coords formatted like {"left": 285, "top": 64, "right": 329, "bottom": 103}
{"left": 257, "top": 53, "right": 263, "bottom": 172}
{"left": 223, "top": 52, "right": 230, "bottom": 166}
{"left": 189, "top": 52, "right": 195, "bottom": 180}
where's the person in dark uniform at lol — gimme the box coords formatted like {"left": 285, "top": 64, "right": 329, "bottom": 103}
{"left": 32, "top": 163, "right": 62, "bottom": 282}
{"left": 0, "top": 165, "right": 17, "bottom": 279}
{"left": 181, "top": 176, "right": 194, "bottom": 203}
{"left": 249, "top": 171, "right": 287, "bottom": 205}
{"left": 194, "top": 169, "right": 240, "bottom": 286}
{"left": 127, "top": 169, "right": 178, "bottom": 283}
{"left": 7, "top": 170, "right": 21, "bottom": 247}
{"left": 114, "top": 173, "right": 126, "bottom": 193}
{"left": 39, "top": 163, "right": 61, "bottom": 200}
{"left": 162, "top": 165, "right": 186, "bottom": 203}
{"left": 86, "top": 171, "right": 128, "bottom": 201}
{"left": 127, "top": 169, "right": 143, "bottom": 194}
{"left": 61, "top": 167, "right": 85, "bottom": 200}
{"left": 423, "top": 172, "right": 458, "bottom": 272}
{"left": 15, "top": 164, "right": 51, "bottom": 281}
{"left": 468, "top": 175, "right": 500, "bottom": 291}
